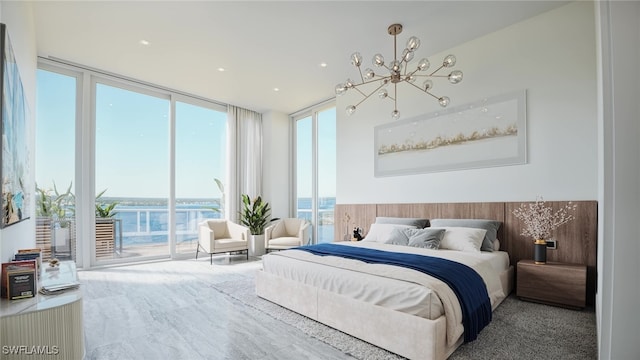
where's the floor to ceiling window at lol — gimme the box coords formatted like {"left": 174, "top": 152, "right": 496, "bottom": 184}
{"left": 35, "top": 67, "right": 79, "bottom": 265}
{"left": 36, "top": 59, "right": 229, "bottom": 267}
{"left": 174, "top": 99, "right": 227, "bottom": 255}
{"left": 294, "top": 104, "right": 336, "bottom": 244}
{"left": 94, "top": 80, "right": 170, "bottom": 262}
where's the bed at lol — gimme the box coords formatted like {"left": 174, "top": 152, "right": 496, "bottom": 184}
{"left": 256, "top": 219, "right": 514, "bottom": 360}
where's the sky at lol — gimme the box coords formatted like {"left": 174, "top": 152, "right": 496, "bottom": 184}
{"left": 36, "top": 69, "right": 335, "bottom": 201}
{"left": 296, "top": 107, "right": 336, "bottom": 198}
{"left": 36, "top": 69, "right": 226, "bottom": 199}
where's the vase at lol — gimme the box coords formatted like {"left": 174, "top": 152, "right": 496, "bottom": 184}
{"left": 534, "top": 239, "right": 547, "bottom": 264}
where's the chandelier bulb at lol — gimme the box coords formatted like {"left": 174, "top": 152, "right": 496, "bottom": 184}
{"left": 448, "top": 70, "right": 463, "bottom": 84}
{"left": 346, "top": 105, "right": 356, "bottom": 115}
{"left": 438, "top": 96, "right": 450, "bottom": 107}
{"left": 345, "top": 78, "right": 355, "bottom": 88}
{"left": 380, "top": 78, "right": 389, "bottom": 88}
{"left": 390, "top": 60, "right": 402, "bottom": 72}
{"left": 401, "top": 49, "right": 414, "bottom": 63}
{"left": 405, "top": 75, "right": 416, "bottom": 83}
{"left": 417, "top": 58, "right": 430, "bottom": 71}
{"left": 373, "top": 54, "right": 385, "bottom": 67}
{"left": 443, "top": 55, "right": 457, "bottom": 68}
{"left": 378, "top": 89, "right": 388, "bottom": 99}
{"left": 351, "top": 52, "right": 363, "bottom": 67}
{"left": 423, "top": 80, "right": 433, "bottom": 91}
{"left": 391, "top": 110, "right": 400, "bottom": 120}
{"left": 406, "top": 36, "right": 420, "bottom": 51}
{"left": 335, "top": 83, "right": 347, "bottom": 96}
{"left": 363, "top": 68, "right": 375, "bottom": 80}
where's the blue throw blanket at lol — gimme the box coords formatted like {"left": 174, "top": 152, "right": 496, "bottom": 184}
{"left": 294, "top": 243, "right": 492, "bottom": 343}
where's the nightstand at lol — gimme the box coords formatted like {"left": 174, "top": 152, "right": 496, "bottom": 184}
{"left": 516, "top": 259, "right": 586, "bottom": 309}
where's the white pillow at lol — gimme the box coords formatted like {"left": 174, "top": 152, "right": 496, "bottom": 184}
{"left": 493, "top": 239, "right": 501, "bottom": 251}
{"left": 362, "top": 223, "right": 417, "bottom": 243}
{"left": 435, "top": 227, "right": 487, "bottom": 253}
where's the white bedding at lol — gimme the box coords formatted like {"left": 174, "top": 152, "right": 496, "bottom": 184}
{"left": 262, "top": 241, "right": 507, "bottom": 346}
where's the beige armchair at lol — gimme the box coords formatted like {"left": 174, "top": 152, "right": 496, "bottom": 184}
{"left": 196, "top": 219, "right": 250, "bottom": 264}
{"left": 264, "top": 218, "right": 311, "bottom": 252}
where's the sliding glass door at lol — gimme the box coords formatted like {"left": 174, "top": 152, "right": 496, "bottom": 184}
{"left": 94, "top": 81, "right": 170, "bottom": 262}
{"left": 37, "top": 60, "right": 230, "bottom": 266}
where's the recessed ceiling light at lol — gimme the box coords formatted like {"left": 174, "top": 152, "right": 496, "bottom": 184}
{"left": 319, "top": 62, "right": 328, "bottom": 68}
{"left": 139, "top": 39, "right": 150, "bottom": 46}
{"left": 217, "top": 67, "right": 226, "bottom": 72}
{"left": 273, "top": 88, "right": 280, "bottom": 92}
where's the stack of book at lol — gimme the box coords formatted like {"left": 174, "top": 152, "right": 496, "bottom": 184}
{"left": 1, "top": 260, "right": 37, "bottom": 300}
{"left": 13, "top": 248, "right": 42, "bottom": 274}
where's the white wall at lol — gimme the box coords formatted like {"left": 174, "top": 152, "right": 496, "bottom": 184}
{"left": 336, "top": 1, "right": 597, "bottom": 204}
{"left": 596, "top": 1, "right": 640, "bottom": 358}
{"left": 261, "top": 110, "right": 291, "bottom": 219}
{"left": 0, "top": 1, "right": 37, "bottom": 262}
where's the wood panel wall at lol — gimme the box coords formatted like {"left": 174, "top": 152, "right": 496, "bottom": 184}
{"left": 334, "top": 200, "right": 597, "bottom": 306}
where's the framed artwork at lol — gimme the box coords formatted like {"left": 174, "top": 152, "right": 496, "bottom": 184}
{"left": 374, "top": 90, "right": 527, "bottom": 177}
{"left": 0, "top": 23, "right": 30, "bottom": 227}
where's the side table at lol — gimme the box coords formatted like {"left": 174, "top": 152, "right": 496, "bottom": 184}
{"left": 517, "top": 259, "right": 586, "bottom": 309}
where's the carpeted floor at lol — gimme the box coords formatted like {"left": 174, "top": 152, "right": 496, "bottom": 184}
{"left": 213, "top": 277, "right": 597, "bottom": 360}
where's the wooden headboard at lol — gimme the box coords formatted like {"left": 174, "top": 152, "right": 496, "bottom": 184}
{"left": 334, "top": 200, "right": 597, "bottom": 306}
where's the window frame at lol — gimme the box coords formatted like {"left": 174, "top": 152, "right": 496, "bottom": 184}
{"left": 37, "top": 58, "right": 230, "bottom": 267}
{"left": 291, "top": 100, "right": 336, "bottom": 244}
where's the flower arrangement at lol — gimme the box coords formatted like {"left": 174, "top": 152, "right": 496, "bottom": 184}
{"left": 512, "top": 197, "right": 577, "bottom": 240}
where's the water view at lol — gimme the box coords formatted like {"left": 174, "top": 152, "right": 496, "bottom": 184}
{"left": 108, "top": 197, "right": 335, "bottom": 247}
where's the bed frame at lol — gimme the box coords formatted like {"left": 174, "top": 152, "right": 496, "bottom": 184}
{"left": 256, "top": 200, "right": 596, "bottom": 359}
{"left": 256, "top": 264, "right": 513, "bottom": 360}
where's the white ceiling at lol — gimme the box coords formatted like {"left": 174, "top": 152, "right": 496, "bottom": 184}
{"left": 32, "top": 1, "right": 568, "bottom": 114}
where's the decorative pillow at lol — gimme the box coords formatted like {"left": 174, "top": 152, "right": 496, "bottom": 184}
{"left": 436, "top": 227, "right": 487, "bottom": 253}
{"left": 493, "top": 239, "right": 501, "bottom": 251}
{"left": 384, "top": 228, "right": 445, "bottom": 249}
{"left": 384, "top": 228, "right": 410, "bottom": 246}
{"left": 429, "top": 219, "right": 502, "bottom": 252}
{"left": 362, "top": 223, "right": 417, "bottom": 243}
{"left": 406, "top": 228, "right": 445, "bottom": 249}
{"left": 375, "top": 217, "right": 429, "bottom": 229}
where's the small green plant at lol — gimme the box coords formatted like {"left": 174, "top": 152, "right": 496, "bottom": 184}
{"left": 35, "top": 181, "right": 72, "bottom": 219}
{"left": 95, "top": 189, "right": 119, "bottom": 218}
{"left": 238, "top": 194, "right": 271, "bottom": 235}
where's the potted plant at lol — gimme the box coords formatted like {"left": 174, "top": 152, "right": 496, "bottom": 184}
{"left": 239, "top": 194, "right": 271, "bottom": 256}
{"left": 512, "top": 197, "right": 577, "bottom": 264}
{"left": 95, "top": 189, "right": 119, "bottom": 258}
{"left": 35, "top": 182, "right": 73, "bottom": 261}
{"left": 239, "top": 194, "right": 271, "bottom": 235}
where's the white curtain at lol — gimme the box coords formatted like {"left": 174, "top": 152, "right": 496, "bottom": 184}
{"left": 227, "top": 105, "right": 263, "bottom": 222}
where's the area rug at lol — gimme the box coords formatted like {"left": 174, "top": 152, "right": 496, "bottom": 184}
{"left": 211, "top": 277, "right": 597, "bottom": 360}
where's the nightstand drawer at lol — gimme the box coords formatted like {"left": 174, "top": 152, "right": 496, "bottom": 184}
{"left": 517, "top": 260, "right": 586, "bottom": 309}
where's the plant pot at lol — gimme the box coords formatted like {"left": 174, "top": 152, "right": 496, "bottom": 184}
{"left": 36, "top": 217, "right": 53, "bottom": 262}
{"left": 54, "top": 227, "right": 71, "bottom": 253}
{"left": 249, "top": 234, "right": 265, "bottom": 257}
{"left": 534, "top": 239, "right": 547, "bottom": 264}
{"left": 96, "top": 218, "right": 116, "bottom": 259}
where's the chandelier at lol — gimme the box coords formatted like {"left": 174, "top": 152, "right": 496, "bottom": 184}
{"left": 335, "top": 23, "right": 463, "bottom": 120}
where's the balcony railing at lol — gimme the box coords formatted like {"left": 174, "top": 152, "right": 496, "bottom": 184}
{"left": 114, "top": 207, "right": 334, "bottom": 245}
{"left": 35, "top": 206, "right": 336, "bottom": 262}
